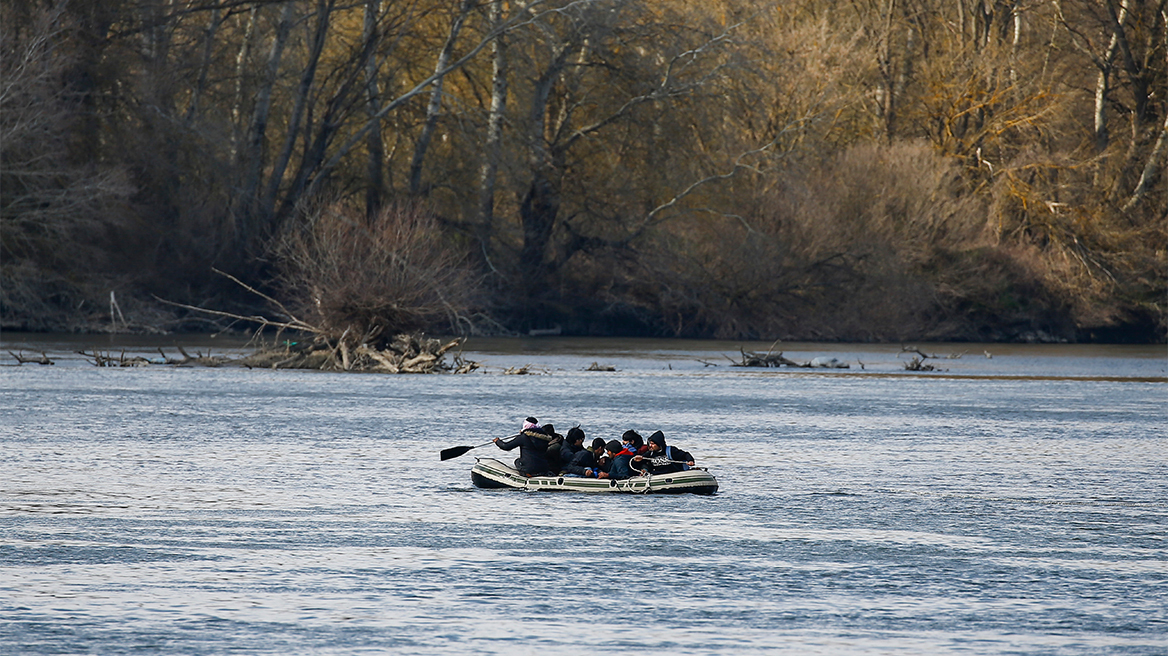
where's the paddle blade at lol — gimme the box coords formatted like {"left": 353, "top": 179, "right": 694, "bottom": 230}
{"left": 440, "top": 445, "right": 475, "bottom": 461}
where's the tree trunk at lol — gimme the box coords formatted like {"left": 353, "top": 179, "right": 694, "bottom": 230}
{"left": 185, "top": 0, "right": 223, "bottom": 124}
{"left": 235, "top": 1, "right": 295, "bottom": 247}
{"left": 476, "top": 0, "right": 508, "bottom": 250}
{"left": 1121, "top": 111, "right": 1168, "bottom": 212}
{"left": 474, "top": 0, "right": 509, "bottom": 274}
{"left": 229, "top": 5, "right": 259, "bottom": 159}
{"left": 363, "top": 0, "right": 385, "bottom": 217}
{"left": 519, "top": 173, "right": 560, "bottom": 289}
{"left": 409, "top": 0, "right": 474, "bottom": 197}
{"left": 260, "top": 0, "right": 334, "bottom": 233}
{"left": 1093, "top": 0, "right": 1131, "bottom": 155}
{"left": 1121, "top": 10, "right": 1168, "bottom": 213}
{"left": 516, "top": 44, "right": 575, "bottom": 287}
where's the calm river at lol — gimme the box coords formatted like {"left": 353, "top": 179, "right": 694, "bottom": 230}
{"left": 1, "top": 336, "right": 1165, "bottom": 655}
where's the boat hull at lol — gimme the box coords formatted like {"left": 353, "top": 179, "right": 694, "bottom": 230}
{"left": 470, "top": 457, "right": 718, "bottom": 495}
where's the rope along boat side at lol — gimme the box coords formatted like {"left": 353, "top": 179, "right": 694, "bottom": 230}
{"left": 470, "top": 457, "right": 718, "bottom": 495}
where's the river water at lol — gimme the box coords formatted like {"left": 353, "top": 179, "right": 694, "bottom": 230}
{"left": 1, "top": 336, "right": 1165, "bottom": 654}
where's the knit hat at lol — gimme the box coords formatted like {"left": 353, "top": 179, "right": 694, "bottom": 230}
{"left": 605, "top": 440, "right": 623, "bottom": 455}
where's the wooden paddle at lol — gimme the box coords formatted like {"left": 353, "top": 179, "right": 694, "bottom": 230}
{"left": 440, "top": 440, "right": 497, "bottom": 461}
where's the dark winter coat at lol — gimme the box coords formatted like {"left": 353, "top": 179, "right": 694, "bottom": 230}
{"left": 594, "top": 450, "right": 612, "bottom": 474}
{"left": 562, "top": 448, "right": 597, "bottom": 477}
{"left": 607, "top": 447, "right": 639, "bottom": 480}
{"left": 560, "top": 438, "right": 585, "bottom": 465}
{"left": 635, "top": 433, "right": 694, "bottom": 474}
{"left": 495, "top": 429, "right": 556, "bottom": 476}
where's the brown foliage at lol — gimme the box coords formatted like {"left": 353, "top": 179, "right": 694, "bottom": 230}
{"left": 271, "top": 202, "right": 480, "bottom": 346}
{"left": 2, "top": 0, "right": 1163, "bottom": 341}
{"left": 618, "top": 141, "right": 1070, "bottom": 341}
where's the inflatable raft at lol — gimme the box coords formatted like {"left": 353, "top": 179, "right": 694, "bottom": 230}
{"left": 470, "top": 457, "right": 718, "bottom": 495}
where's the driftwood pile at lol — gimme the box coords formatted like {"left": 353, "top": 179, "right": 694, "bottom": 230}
{"left": 148, "top": 270, "right": 479, "bottom": 374}
{"left": 728, "top": 347, "right": 850, "bottom": 369}
{"left": 240, "top": 334, "right": 478, "bottom": 374}
{"left": 66, "top": 335, "right": 478, "bottom": 373}
{"left": 897, "top": 346, "right": 967, "bottom": 372}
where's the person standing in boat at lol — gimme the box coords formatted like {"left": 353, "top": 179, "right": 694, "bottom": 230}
{"left": 631, "top": 431, "right": 695, "bottom": 475}
{"left": 494, "top": 419, "right": 556, "bottom": 477}
{"left": 597, "top": 439, "right": 641, "bottom": 480}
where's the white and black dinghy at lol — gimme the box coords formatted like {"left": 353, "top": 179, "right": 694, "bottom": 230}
{"left": 469, "top": 457, "right": 719, "bottom": 495}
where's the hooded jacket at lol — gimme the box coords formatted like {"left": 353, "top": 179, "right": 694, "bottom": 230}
{"left": 633, "top": 431, "right": 693, "bottom": 474}
{"left": 607, "top": 446, "right": 639, "bottom": 480}
{"left": 559, "top": 427, "right": 586, "bottom": 465}
{"left": 495, "top": 428, "right": 556, "bottom": 475}
{"left": 562, "top": 447, "right": 598, "bottom": 477}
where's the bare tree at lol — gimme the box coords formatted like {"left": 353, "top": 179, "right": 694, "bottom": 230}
{"left": 409, "top": 0, "right": 475, "bottom": 197}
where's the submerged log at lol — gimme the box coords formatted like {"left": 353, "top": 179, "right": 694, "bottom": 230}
{"left": 8, "top": 350, "right": 54, "bottom": 365}
{"left": 732, "top": 347, "right": 807, "bottom": 368}
{"left": 903, "top": 356, "right": 939, "bottom": 371}
{"left": 899, "top": 346, "right": 948, "bottom": 372}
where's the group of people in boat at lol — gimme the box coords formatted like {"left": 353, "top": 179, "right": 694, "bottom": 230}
{"left": 492, "top": 417, "right": 697, "bottom": 479}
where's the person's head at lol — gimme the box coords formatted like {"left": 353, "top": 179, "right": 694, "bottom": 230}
{"left": 622, "top": 430, "right": 643, "bottom": 450}
{"left": 523, "top": 417, "right": 539, "bottom": 430}
{"left": 567, "top": 426, "right": 586, "bottom": 444}
{"left": 542, "top": 423, "right": 556, "bottom": 437}
{"left": 648, "top": 431, "right": 667, "bottom": 451}
{"left": 605, "top": 440, "right": 623, "bottom": 456}
{"left": 590, "top": 437, "right": 607, "bottom": 452}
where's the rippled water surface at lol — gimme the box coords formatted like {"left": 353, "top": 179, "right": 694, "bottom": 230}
{"left": 1, "top": 337, "right": 1165, "bottom": 654}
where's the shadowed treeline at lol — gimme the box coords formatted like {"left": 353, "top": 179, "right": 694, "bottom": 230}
{"left": 1, "top": 0, "right": 1164, "bottom": 342}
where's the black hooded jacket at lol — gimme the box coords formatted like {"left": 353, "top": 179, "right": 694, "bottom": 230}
{"left": 562, "top": 447, "right": 597, "bottom": 476}
{"left": 495, "top": 429, "right": 555, "bottom": 476}
{"left": 560, "top": 427, "right": 586, "bottom": 465}
{"left": 631, "top": 431, "right": 693, "bottom": 474}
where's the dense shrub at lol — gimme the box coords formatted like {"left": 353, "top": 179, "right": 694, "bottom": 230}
{"left": 270, "top": 202, "right": 480, "bottom": 346}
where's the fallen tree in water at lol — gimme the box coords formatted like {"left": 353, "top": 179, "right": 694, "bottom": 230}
{"left": 238, "top": 333, "right": 478, "bottom": 373}
{"left": 75, "top": 336, "right": 479, "bottom": 373}
{"left": 153, "top": 270, "right": 479, "bottom": 374}
{"left": 728, "top": 345, "right": 850, "bottom": 369}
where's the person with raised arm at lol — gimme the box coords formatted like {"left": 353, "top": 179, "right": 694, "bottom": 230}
{"left": 493, "top": 417, "right": 556, "bottom": 477}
